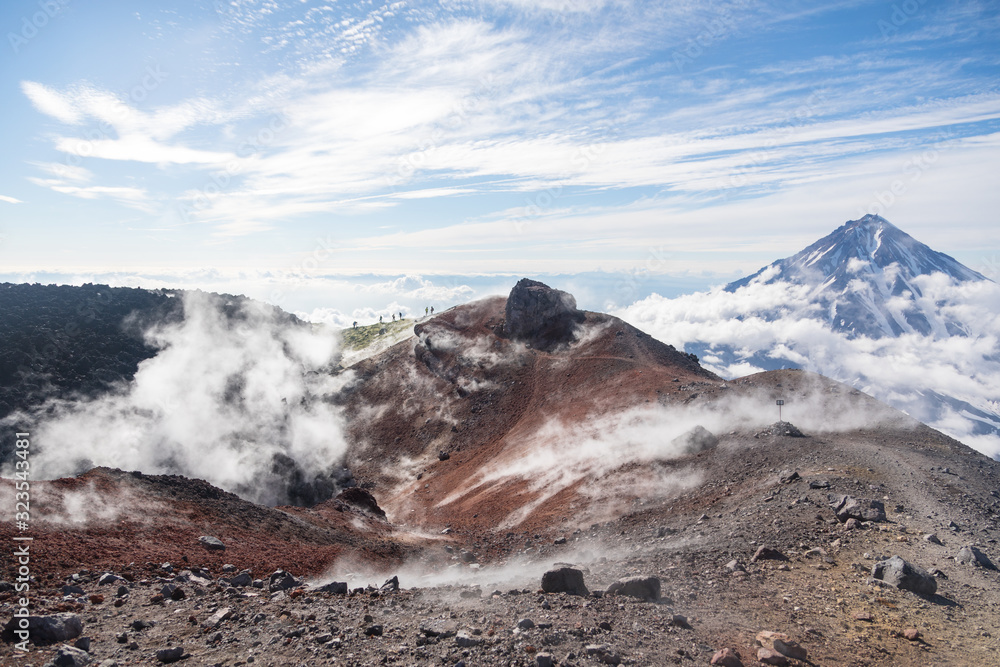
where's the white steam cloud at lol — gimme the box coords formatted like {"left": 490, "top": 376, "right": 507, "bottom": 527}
{"left": 616, "top": 272, "right": 1000, "bottom": 458}
{"left": 5, "top": 291, "right": 354, "bottom": 505}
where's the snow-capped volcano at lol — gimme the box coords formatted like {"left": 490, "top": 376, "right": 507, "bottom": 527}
{"left": 617, "top": 214, "right": 1000, "bottom": 459}
{"left": 727, "top": 214, "right": 989, "bottom": 338}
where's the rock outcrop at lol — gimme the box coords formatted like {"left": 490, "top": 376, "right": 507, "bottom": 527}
{"left": 503, "top": 279, "right": 585, "bottom": 350}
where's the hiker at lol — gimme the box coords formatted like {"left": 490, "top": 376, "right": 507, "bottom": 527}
{"left": 352, "top": 321, "right": 357, "bottom": 328}
{"left": 425, "top": 306, "right": 428, "bottom": 315}
{"left": 392, "top": 314, "right": 396, "bottom": 322}
{"left": 379, "top": 315, "right": 383, "bottom": 323}
{"left": 399, "top": 312, "right": 403, "bottom": 320}
{"left": 430, "top": 306, "right": 435, "bottom": 314}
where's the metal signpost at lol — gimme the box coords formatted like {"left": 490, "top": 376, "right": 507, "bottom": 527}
{"left": 776, "top": 399, "right": 784, "bottom": 421}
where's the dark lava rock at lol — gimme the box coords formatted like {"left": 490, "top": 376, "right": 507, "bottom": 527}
{"left": 829, "top": 495, "right": 887, "bottom": 523}
{"left": 751, "top": 546, "right": 789, "bottom": 562}
{"left": 671, "top": 426, "right": 719, "bottom": 455}
{"left": 605, "top": 576, "right": 661, "bottom": 601}
{"left": 872, "top": 556, "right": 937, "bottom": 595}
{"left": 198, "top": 535, "right": 225, "bottom": 551}
{"left": 155, "top": 646, "right": 184, "bottom": 663}
{"left": 44, "top": 644, "right": 91, "bottom": 667}
{"left": 503, "top": 279, "right": 585, "bottom": 350}
{"left": 2, "top": 612, "right": 83, "bottom": 644}
{"left": 336, "top": 486, "right": 387, "bottom": 519}
{"left": 314, "top": 581, "right": 349, "bottom": 595}
{"left": 541, "top": 567, "right": 589, "bottom": 596}
{"left": 267, "top": 570, "right": 302, "bottom": 593}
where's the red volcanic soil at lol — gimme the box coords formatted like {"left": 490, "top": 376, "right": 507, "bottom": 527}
{"left": 0, "top": 467, "right": 409, "bottom": 586}
{"left": 342, "top": 295, "right": 721, "bottom": 536}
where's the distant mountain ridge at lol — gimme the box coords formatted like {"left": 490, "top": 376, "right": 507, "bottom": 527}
{"left": 726, "top": 214, "right": 989, "bottom": 339}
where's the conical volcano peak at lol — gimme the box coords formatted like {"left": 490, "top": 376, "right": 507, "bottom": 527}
{"left": 726, "top": 214, "right": 987, "bottom": 338}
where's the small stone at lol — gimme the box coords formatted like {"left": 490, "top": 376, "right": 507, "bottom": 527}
{"left": 116, "top": 585, "right": 130, "bottom": 598}
{"left": 757, "top": 647, "right": 789, "bottom": 665}
{"left": 903, "top": 628, "right": 921, "bottom": 641}
{"left": 755, "top": 631, "right": 791, "bottom": 647}
{"left": 201, "top": 607, "right": 232, "bottom": 630}
{"left": 773, "top": 638, "right": 807, "bottom": 661}
{"left": 668, "top": 614, "right": 690, "bottom": 629}
{"left": 710, "top": 648, "right": 744, "bottom": 667}
{"left": 198, "top": 535, "right": 225, "bottom": 551}
{"left": 98, "top": 573, "right": 123, "bottom": 586}
{"left": 315, "top": 581, "right": 348, "bottom": 595}
{"left": 751, "top": 546, "right": 788, "bottom": 562}
{"left": 47, "top": 645, "right": 92, "bottom": 667}
{"left": 853, "top": 612, "right": 872, "bottom": 622}
{"left": 605, "top": 576, "right": 660, "bottom": 601}
{"left": 517, "top": 618, "right": 536, "bottom": 630}
{"left": 844, "top": 518, "right": 860, "bottom": 530}
{"left": 155, "top": 647, "right": 184, "bottom": 663}
{"left": 455, "top": 631, "right": 480, "bottom": 647}
{"left": 62, "top": 585, "right": 85, "bottom": 596}
{"left": 536, "top": 653, "right": 555, "bottom": 667}
{"left": 74, "top": 636, "right": 92, "bottom": 652}
{"left": 584, "top": 644, "right": 621, "bottom": 665}
{"left": 364, "top": 625, "right": 383, "bottom": 637}
{"left": 924, "top": 534, "right": 942, "bottom": 545}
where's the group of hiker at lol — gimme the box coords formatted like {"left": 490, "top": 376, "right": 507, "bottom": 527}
{"left": 351, "top": 306, "right": 436, "bottom": 329}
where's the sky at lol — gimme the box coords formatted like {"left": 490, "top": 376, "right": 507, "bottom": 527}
{"left": 1, "top": 0, "right": 999, "bottom": 321}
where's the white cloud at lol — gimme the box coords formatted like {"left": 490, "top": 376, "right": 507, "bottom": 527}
{"left": 616, "top": 274, "right": 1000, "bottom": 458}
{"left": 21, "top": 81, "right": 84, "bottom": 124}
{"left": 0, "top": 195, "right": 22, "bottom": 204}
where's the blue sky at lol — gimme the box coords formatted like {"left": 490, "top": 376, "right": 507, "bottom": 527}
{"left": 1, "top": 0, "right": 999, "bottom": 320}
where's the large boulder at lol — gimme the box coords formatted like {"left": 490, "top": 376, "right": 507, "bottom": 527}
{"left": 829, "top": 495, "right": 886, "bottom": 523}
{"left": 541, "top": 567, "right": 589, "bottom": 596}
{"left": 871, "top": 556, "right": 937, "bottom": 595}
{"left": 503, "top": 279, "right": 585, "bottom": 350}
{"left": 336, "top": 487, "right": 386, "bottom": 519}
{"left": 671, "top": 426, "right": 718, "bottom": 455}
{"left": 605, "top": 576, "right": 661, "bottom": 601}
{"left": 2, "top": 613, "right": 83, "bottom": 644}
